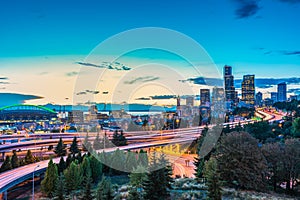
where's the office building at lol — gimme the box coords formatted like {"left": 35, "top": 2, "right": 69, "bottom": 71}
{"left": 271, "top": 92, "right": 278, "bottom": 103}
{"left": 241, "top": 75, "right": 255, "bottom": 106}
{"left": 186, "top": 96, "right": 194, "bottom": 107}
{"left": 277, "top": 82, "right": 287, "bottom": 102}
{"left": 211, "top": 87, "right": 225, "bottom": 118}
{"left": 289, "top": 95, "right": 298, "bottom": 101}
{"left": 256, "top": 92, "right": 263, "bottom": 106}
{"left": 224, "top": 65, "right": 236, "bottom": 102}
{"left": 200, "top": 89, "right": 210, "bottom": 106}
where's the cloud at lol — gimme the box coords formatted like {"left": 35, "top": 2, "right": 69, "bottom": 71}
{"left": 180, "top": 77, "right": 223, "bottom": 86}
{"left": 0, "top": 77, "right": 8, "bottom": 80}
{"left": 184, "top": 76, "right": 300, "bottom": 89}
{"left": 124, "top": 76, "right": 160, "bottom": 84}
{"left": 76, "top": 61, "right": 131, "bottom": 71}
{"left": 135, "top": 97, "right": 151, "bottom": 100}
{"left": 233, "top": 0, "right": 260, "bottom": 19}
{"left": 0, "top": 93, "right": 43, "bottom": 107}
{"left": 280, "top": 50, "right": 300, "bottom": 55}
{"left": 38, "top": 72, "right": 49, "bottom": 75}
{"left": 102, "top": 91, "right": 109, "bottom": 94}
{"left": 0, "top": 81, "right": 10, "bottom": 84}
{"left": 76, "top": 90, "right": 100, "bottom": 95}
{"left": 65, "top": 71, "right": 79, "bottom": 77}
{"left": 150, "top": 95, "right": 177, "bottom": 100}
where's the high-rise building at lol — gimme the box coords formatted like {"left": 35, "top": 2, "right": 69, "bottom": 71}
{"left": 271, "top": 92, "right": 278, "bottom": 102}
{"left": 211, "top": 87, "right": 225, "bottom": 118}
{"left": 277, "top": 82, "right": 287, "bottom": 102}
{"left": 200, "top": 89, "right": 210, "bottom": 106}
{"left": 242, "top": 75, "right": 255, "bottom": 106}
{"left": 186, "top": 96, "right": 194, "bottom": 107}
{"left": 224, "top": 65, "right": 236, "bottom": 102}
{"left": 256, "top": 92, "right": 263, "bottom": 106}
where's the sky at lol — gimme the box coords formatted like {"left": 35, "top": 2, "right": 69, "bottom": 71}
{"left": 0, "top": 0, "right": 300, "bottom": 105}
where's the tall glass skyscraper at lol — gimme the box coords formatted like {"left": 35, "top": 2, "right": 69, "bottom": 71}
{"left": 224, "top": 65, "right": 236, "bottom": 103}
{"left": 277, "top": 82, "right": 287, "bottom": 102}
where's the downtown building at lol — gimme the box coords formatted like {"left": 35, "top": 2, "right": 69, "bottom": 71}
{"left": 200, "top": 89, "right": 210, "bottom": 106}
{"left": 256, "top": 92, "right": 263, "bottom": 106}
{"left": 277, "top": 82, "right": 287, "bottom": 102}
{"left": 224, "top": 65, "right": 236, "bottom": 102}
{"left": 241, "top": 75, "right": 255, "bottom": 106}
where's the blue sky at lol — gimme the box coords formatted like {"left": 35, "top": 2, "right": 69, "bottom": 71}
{"left": 0, "top": 0, "right": 300, "bottom": 104}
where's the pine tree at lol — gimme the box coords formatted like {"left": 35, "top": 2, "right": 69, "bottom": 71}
{"left": 81, "top": 167, "right": 93, "bottom": 200}
{"left": 54, "top": 174, "right": 66, "bottom": 200}
{"left": 0, "top": 156, "right": 12, "bottom": 173}
{"left": 70, "top": 136, "right": 80, "bottom": 156}
{"left": 11, "top": 150, "right": 19, "bottom": 169}
{"left": 24, "top": 150, "right": 35, "bottom": 164}
{"left": 143, "top": 152, "right": 173, "bottom": 200}
{"left": 41, "top": 158, "right": 58, "bottom": 197}
{"left": 109, "top": 148, "right": 126, "bottom": 174}
{"left": 64, "top": 161, "right": 83, "bottom": 192}
{"left": 90, "top": 155, "right": 103, "bottom": 183}
{"left": 125, "top": 151, "right": 138, "bottom": 172}
{"left": 96, "top": 176, "right": 114, "bottom": 200}
{"left": 54, "top": 137, "right": 67, "bottom": 157}
{"left": 57, "top": 156, "right": 66, "bottom": 174}
{"left": 93, "top": 132, "right": 102, "bottom": 150}
{"left": 65, "top": 153, "right": 73, "bottom": 168}
{"left": 138, "top": 149, "right": 148, "bottom": 168}
{"left": 204, "top": 157, "right": 222, "bottom": 200}
{"left": 83, "top": 133, "right": 92, "bottom": 151}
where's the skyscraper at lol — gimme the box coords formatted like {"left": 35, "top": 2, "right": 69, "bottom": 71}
{"left": 200, "top": 89, "right": 210, "bottom": 106}
{"left": 277, "top": 82, "right": 287, "bottom": 102}
{"left": 242, "top": 75, "right": 255, "bottom": 106}
{"left": 271, "top": 92, "right": 278, "bottom": 103}
{"left": 256, "top": 92, "right": 263, "bottom": 106}
{"left": 186, "top": 96, "right": 194, "bottom": 107}
{"left": 211, "top": 87, "right": 225, "bottom": 117}
{"left": 224, "top": 65, "right": 236, "bottom": 103}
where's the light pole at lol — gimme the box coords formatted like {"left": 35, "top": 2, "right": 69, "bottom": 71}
{"left": 32, "top": 164, "right": 40, "bottom": 200}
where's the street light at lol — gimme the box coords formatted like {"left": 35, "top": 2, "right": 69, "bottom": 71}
{"left": 32, "top": 164, "right": 40, "bottom": 200}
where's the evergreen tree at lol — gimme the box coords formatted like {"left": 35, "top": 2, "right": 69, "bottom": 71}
{"left": 109, "top": 148, "right": 126, "bottom": 174}
{"left": 83, "top": 133, "right": 92, "bottom": 151}
{"left": 204, "top": 157, "right": 222, "bottom": 200}
{"left": 54, "top": 137, "right": 67, "bottom": 157}
{"left": 125, "top": 151, "right": 138, "bottom": 172}
{"left": 194, "top": 157, "right": 205, "bottom": 180}
{"left": 11, "top": 150, "right": 19, "bottom": 169}
{"left": 96, "top": 176, "right": 114, "bottom": 200}
{"left": 90, "top": 155, "right": 103, "bottom": 183}
{"left": 93, "top": 132, "right": 102, "bottom": 150}
{"left": 65, "top": 153, "right": 73, "bottom": 168}
{"left": 76, "top": 151, "right": 83, "bottom": 164}
{"left": 57, "top": 156, "right": 66, "bottom": 174}
{"left": 41, "top": 158, "right": 58, "bottom": 197}
{"left": 143, "top": 152, "right": 173, "bottom": 200}
{"left": 81, "top": 156, "right": 91, "bottom": 179}
{"left": 81, "top": 167, "right": 93, "bottom": 200}
{"left": 64, "top": 161, "right": 83, "bottom": 193}
{"left": 0, "top": 156, "right": 12, "bottom": 172}
{"left": 70, "top": 136, "right": 80, "bottom": 156}
{"left": 292, "top": 117, "right": 300, "bottom": 138}
{"left": 111, "top": 130, "right": 127, "bottom": 146}
{"left": 138, "top": 149, "right": 148, "bottom": 168}
{"left": 54, "top": 174, "right": 66, "bottom": 200}
{"left": 129, "top": 165, "right": 147, "bottom": 199}
{"left": 24, "top": 150, "right": 35, "bottom": 164}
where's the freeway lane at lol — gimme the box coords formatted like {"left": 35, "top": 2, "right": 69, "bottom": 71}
{"left": 0, "top": 130, "right": 201, "bottom": 193}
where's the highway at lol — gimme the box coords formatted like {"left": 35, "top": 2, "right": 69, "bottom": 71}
{"left": 0, "top": 130, "right": 201, "bottom": 193}
{"left": 0, "top": 109, "right": 285, "bottom": 195}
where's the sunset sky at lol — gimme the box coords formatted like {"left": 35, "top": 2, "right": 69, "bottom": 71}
{"left": 0, "top": 0, "right": 300, "bottom": 105}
